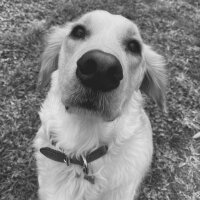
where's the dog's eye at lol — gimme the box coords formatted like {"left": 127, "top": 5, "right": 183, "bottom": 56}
{"left": 70, "top": 25, "right": 86, "bottom": 39}
{"left": 127, "top": 39, "right": 141, "bottom": 54}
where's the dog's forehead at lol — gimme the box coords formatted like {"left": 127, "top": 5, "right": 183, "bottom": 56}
{"left": 77, "top": 10, "right": 140, "bottom": 36}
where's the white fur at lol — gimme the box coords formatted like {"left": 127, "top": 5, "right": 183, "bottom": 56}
{"left": 34, "top": 10, "right": 166, "bottom": 200}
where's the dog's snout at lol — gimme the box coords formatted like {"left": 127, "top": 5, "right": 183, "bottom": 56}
{"left": 76, "top": 50, "right": 123, "bottom": 91}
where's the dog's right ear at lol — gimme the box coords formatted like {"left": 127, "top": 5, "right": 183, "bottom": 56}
{"left": 37, "top": 26, "right": 67, "bottom": 89}
{"left": 140, "top": 45, "right": 167, "bottom": 111}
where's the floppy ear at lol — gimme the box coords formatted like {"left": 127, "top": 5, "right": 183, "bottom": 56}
{"left": 140, "top": 45, "right": 167, "bottom": 111}
{"left": 37, "top": 26, "right": 67, "bottom": 89}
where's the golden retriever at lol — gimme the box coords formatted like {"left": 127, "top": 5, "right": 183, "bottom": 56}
{"left": 34, "top": 10, "right": 166, "bottom": 200}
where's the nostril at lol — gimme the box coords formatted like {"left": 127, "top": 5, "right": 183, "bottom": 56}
{"left": 78, "top": 59, "right": 97, "bottom": 75}
{"left": 107, "top": 65, "right": 123, "bottom": 82}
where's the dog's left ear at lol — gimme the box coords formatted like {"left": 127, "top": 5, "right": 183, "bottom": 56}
{"left": 140, "top": 45, "right": 167, "bottom": 111}
{"left": 37, "top": 26, "right": 67, "bottom": 89}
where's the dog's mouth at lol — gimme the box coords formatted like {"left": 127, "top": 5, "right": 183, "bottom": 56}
{"left": 63, "top": 84, "right": 121, "bottom": 121}
{"left": 76, "top": 100, "right": 99, "bottom": 111}
{"left": 66, "top": 99, "right": 98, "bottom": 112}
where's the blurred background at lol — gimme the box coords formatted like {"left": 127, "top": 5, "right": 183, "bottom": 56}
{"left": 0, "top": 0, "right": 200, "bottom": 199}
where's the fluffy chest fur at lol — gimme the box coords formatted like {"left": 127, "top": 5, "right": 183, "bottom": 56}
{"left": 34, "top": 72, "right": 153, "bottom": 200}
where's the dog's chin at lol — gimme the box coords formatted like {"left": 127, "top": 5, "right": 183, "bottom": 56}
{"left": 62, "top": 83, "right": 122, "bottom": 122}
{"left": 64, "top": 102, "right": 120, "bottom": 122}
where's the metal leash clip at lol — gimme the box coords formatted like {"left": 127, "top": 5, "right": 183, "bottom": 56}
{"left": 81, "top": 155, "right": 88, "bottom": 174}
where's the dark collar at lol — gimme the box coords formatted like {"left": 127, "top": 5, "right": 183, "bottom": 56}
{"left": 40, "top": 145, "right": 108, "bottom": 174}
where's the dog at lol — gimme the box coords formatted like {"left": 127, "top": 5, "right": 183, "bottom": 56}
{"left": 34, "top": 10, "right": 166, "bottom": 200}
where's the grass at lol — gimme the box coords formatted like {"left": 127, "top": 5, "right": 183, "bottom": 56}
{"left": 0, "top": 0, "right": 200, "bottom": 199}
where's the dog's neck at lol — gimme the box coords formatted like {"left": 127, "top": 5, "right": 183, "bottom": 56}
{"left": 39, "top": 79, "right": 144, "bottom": 157}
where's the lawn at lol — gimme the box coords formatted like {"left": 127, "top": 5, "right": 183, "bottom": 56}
{"left": 0, "top": 0, "right": 200, "bottom": 199}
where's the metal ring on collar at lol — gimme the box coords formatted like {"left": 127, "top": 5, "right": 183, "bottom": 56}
{"left": 64, "top": 156, "right": 70, "bottom": 166}
{"left": 81, "top": 155, "right": 88, "bottom": 174}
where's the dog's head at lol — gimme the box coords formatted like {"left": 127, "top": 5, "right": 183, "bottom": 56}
{"left": 38, "top": 10, "right": 166, "bottom": 121}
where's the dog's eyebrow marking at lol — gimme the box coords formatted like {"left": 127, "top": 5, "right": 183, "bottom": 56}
{"left": 126, "top": 26, "right": 138, "bottom": 37}
{"left": 75, "top": 15, "right": 92, "bottom": 27}
{"left": 121, "top": 26, "right": 141, "bottom": 46}
{"left": 70, "top": 23, "right": 86, "bottom": 30}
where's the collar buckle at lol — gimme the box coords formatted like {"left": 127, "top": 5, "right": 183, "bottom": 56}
{"left": 64, "top": 156, "right": 70, "bottom": 166}
{"left": 81, "top": 155, "right": 88, "bottom": 174}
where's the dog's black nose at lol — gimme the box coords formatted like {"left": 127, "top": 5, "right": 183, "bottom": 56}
{"left": 76, "top": 50, "right": 123, "bottom": 91}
